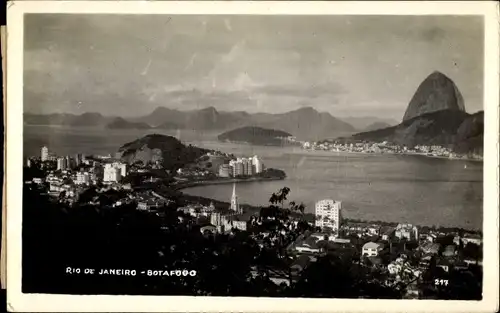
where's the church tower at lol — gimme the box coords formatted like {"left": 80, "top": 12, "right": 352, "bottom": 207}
{"left": 230, "top": 183, "right": 241, "bottom": 214}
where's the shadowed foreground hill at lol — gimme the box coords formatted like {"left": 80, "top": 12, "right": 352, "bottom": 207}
{"left": 21, "top": 184, "right": 482, "bottom": 299}
{"left": 20, "top": 185, "right": 404, "bottom": 297}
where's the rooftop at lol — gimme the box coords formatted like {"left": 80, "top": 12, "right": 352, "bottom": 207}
{"left": 363, "top": 242, "right": 383, "bottom": 250}
{"left": 396, "top": 223, "right": 416, "bottom": 230}
{"left": 380, "top": 226, "right": 395, "bottom": 235}
{"left": 464, "top": 233, "right": 482, "bottom": 239}
{"left": 200, "top": 224, "right": 217, "bottom": 230}
{"left": 310, "top": 232, "right": 333, "bottom": 238}
{"left": 294, "top": 237, "right": 319, "bottom": 250}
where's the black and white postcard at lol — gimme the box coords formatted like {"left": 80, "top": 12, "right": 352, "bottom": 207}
{"left": 6, "top": 1, "right": 499, "bottom": 312}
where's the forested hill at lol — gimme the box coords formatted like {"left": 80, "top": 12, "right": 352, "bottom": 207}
{"left": 218, "top": 126, "right": 293, "bottom": 146}
{"left": 118, "top": 134, "right": 208, "bottom": 170}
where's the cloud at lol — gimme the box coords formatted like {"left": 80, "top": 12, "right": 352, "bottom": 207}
{"left": 140, "top": 59, "right": 152, "bottom": 76}
{"left": 23, "top": 14, "right": 484, "bottom": 120}
{"left": 417, "top": 27, "right": 447, "bottom": 43}
{"left": 224, "top": 19, "right": 232, "bottom": 32}
{"left": 252, "top": 83, "right": 346, "bottom": 98}
{"left": 184, "top": 53, "right": 197, "bottom": 71}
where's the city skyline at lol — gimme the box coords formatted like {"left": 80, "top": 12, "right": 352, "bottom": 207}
{"left": 24, "top": 14, "right": 484, "bottom": 120}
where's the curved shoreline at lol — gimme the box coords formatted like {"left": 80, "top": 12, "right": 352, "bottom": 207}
{"left": 178, "top": 194, "right": 482, "bottom": 234}
{"left": 175, "top": 176, "right": 481, "bottom": 233}
{"left": 172, "top": 176, "right": 286, "bottom": 191}
{"left": 302, "top": 149, "right": 483, "bottom": 162}
{"left": 172, "top": 177, "right": 481, "bottom": 233}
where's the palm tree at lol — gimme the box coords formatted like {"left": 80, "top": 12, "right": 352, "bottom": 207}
{"left": 289, "top": 201, "right": 305, "bottom": 215}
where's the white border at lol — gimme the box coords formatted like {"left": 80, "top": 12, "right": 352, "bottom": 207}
{"left": 6, "top": 1, "right": 500, "bottom": 312}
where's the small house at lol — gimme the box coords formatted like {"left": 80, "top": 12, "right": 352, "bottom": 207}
{"left": 362, "top": 242, "right": 384, "bottom": 257}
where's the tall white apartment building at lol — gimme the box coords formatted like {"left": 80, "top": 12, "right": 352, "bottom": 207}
{"left": 56, "top": 157, "right": 68, "bottom": 171}
{"left": 242, "top": 158, "right": 252, "bottom": 176}
{"left": 103, "top": 164, "right": 122, "bottom": 182}
{"left": 228, "top": 156, "right": 264, "bottom": 176}
{"left": 74, "top": 154, "right": 82, "bottom": 166}
{"left": 230, "top": 159, "right": 244, "bottom": 177}
{"left": 113, "top": 162, "right": 127, "bottom": 177}
{"left": 65, "top": 156, "right": 73, "bottom": 170}
{"left": 251, "top": 155, "right": 264, "bottom": 173}
{"left": 315, "top": 199, "right": 342, "bottom": 232}
{"left": 41, "top": 146, "right": 49, "bottom": 162}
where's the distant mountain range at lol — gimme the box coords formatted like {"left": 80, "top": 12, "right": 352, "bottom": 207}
{"left": 361, "top": 122, "right": 393, "bottom": 132}
{"left": 341, "top": 117, "right": 398, "bottom": 130}
{"left": 24, "top": 112, "right": 111, "bottom": 127}
{"left": 128, "top": 106, "right": 356, "bottom": 140}
{"left": 341, "top": 71, "right": 483, "bottom": 154}
{"left": 106, "top": 117, "right": 151, "bottom": 130}
{"left": 218, "top": 126, "right": 294, "bottom": 146}
{"left": 23, "top": 71, "right": 483, "bottom": 151}
{"left": 24, "top": 106, "right": 357, "bottom": 141}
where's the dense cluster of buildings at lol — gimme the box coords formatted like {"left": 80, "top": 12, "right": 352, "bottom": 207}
{"left": 302, "top": 141, "right": 482, "bottom": 160}
{"left": 201, "top": 184, "right": 247, "bottom": 233}
{"left": 272, "top": 197, "right": 484, "bottom": 297}
{"left": 25, "top": 146, "right": 132, "bottom": 204}
{"left": 208, "top": 211, "right": 247, "bottom": 233}
{"left": 173, "top": 183, "right": 248, "bottom": 234}
{"left": 218, "top": 155, "right": 264, "bottom": 178}
{"left": 173, "top": 152, "right": 265, "bottom": 179}
{"left": 29, "top": 146, "right": 258, "bottom": 220}
{"left": 177, "top": 202, "right": 216, "bottom": 218}
{"left": 33, "top": 146, "right": 87, "bottom": 171}
{"left": 37, "top": 146, "right": 129, "bottom": 182}
{"left": 136, "top": 191, "right": 171, "bottom": 211}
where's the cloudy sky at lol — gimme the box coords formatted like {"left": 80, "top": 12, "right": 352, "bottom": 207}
{"left": 24, "top": 14, "right": 484, "bottom": 120}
